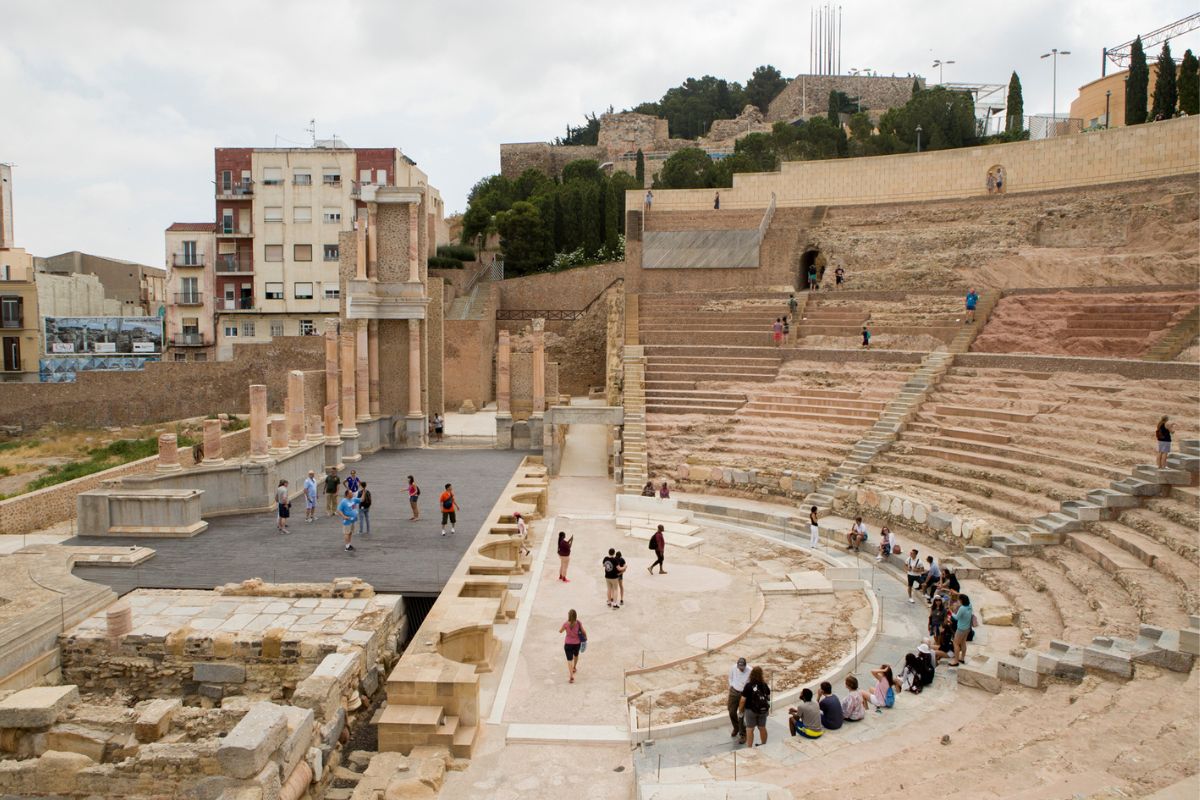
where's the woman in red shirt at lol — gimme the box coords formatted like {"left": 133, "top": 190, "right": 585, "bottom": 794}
{"left": 557, "top": 531, "right": 574, "bottom": 582}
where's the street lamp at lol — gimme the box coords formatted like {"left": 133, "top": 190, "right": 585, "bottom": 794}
{"left": 1040, "top": 48, "right": 1071, "bottom": 134}
{"left": 916, "top": 125, "right": 923, "bottom": 152}
{"left": 932, "top": 59, "right": 956, "bottom": 85}
{"left": 1105, "top": 89, "right": 1111, "bottom": 129}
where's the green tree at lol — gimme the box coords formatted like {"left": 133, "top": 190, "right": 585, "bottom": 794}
{"left": 603, "top": 182, "right": 620, "bottom": 252}
{"left": 1127, "top": 36, "right": 1149, "bottom": 125}
{"left": 1150, "top": 41, "right": 1178, "bottom": 119}
{"left": 745, "top": 65, "right": 788, "bottom": 113}
{"left": 635, "top": 149, "right": 645, "bottom": 185}
{"left": 561, "top": 159, "right": 603, "bottom": 183}
{"left": 555, "top": 112, "right": 601, "bottom": 146}
{"left": 1005, "top": 72, "right": 1024, "bottom": 134}
{"left": 876, "top": 86, "right": 977, "bottom": 152}
{"left": 912, "top": 78, "right": 922, "bottom": 98}
{"left": 1179, "top": 49, "right": 1200, "bottom": 116}
{"left": 514, "top": 168, "right": 553, "bottom": 201}
{"left": 496, "top": 202, "right": 551, "bottom": 276}
{"left": 655, "top": 147, "right": 717, "bottom": 188}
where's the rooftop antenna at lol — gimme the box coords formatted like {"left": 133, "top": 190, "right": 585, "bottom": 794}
{"left": 306, "top": 118, "right": 317, "bottom": 147}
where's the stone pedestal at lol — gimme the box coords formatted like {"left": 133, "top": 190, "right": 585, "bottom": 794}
{"left": 249, "top": 385, "right": 269, "bottom": 462}
{"left": 341, "top": 431, "right": 361, "bottom": 462}
{"left": 156, "top": 433, "right": 183, "bottom": 473}
{"left": 496, "top": 415, "right": 514, "bottom": 450}
{"left": 107, "top": 603, "right": 132, "bottom": 639}
{"left": 404, "top": 416, "right": 427, "bottom": 449}
{"left": 528, "top": 415, "right": 544, "bottom": 450}
{"left": 269, "top": 417, "right": 289, "bottom": 455}
{"left": 307, "top": 414, "right": 325, "bottom": 442}
{"left": 323, "top": 403, "right": 341, "bottom": 446}
{"left": 202, "top": 419, "right": 224, "bottom": 465}
{"left": 286, "top": 370, "right": 305, "bottom": 446}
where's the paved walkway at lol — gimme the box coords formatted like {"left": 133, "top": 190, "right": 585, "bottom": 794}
{"left": 67, "top": 448, "right": 526, "bottom": 596}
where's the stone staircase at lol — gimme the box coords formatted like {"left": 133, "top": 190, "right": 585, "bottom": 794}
{"left": 620, "top": 347, "right": 649, "bottom": 494}
{"left": 1144, "top": 304, "right": 1200, "bottom": 361}
{"left": 643, "top": 346, "right": 782, "bottom": 415}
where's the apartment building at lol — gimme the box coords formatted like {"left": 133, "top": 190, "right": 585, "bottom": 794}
{"left": 164, "top": 223, "right": 217, "bottom": 361}
{"left": 166, "top": 142, "right": 445, "bottom": 360}
{"left": 35, "top": 251, "right": 166, "bottom": 316}
{"left": 1, "top": 164, "right": 39, "bottom": 380}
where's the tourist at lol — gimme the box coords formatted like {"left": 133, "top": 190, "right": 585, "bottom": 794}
{"left": 807, "top": 265, "right": 819, "bottom": 290}
{"left": 434, "top": 413, "right": 444, "bottom": 442}
{"left": 345, "top": 469, "right": 361, "bottom": 496}
{"left": 513, "top": 512, "right": 530, "bottom": 557}
{"left": 714, "top": 191, "right": 720, "bottom": 210}
{"left": 929, "top": 596, "right": 947, "bottom": 640}
{"left": 986, "top": 172, "right": 996, "bottom": 194}
{"left": 615, "top": 549, "right": 627, "bottom": 606}
{"left": 782, "top": 316, "right": 790, "bottom": 342}
{"left": 809, "top": 505, "right": 820, "bottom": 548}
{"left": 772, "top": 318, "right": 783, "bottom": 347}
{"left": 817, "top": 681, "right": 844, "bottom": 730}
{"left": 275, "top": 479, "right": 291, "bottom": 534}
{"left": 936, "top": 566, "right": 961, "bottom": 603}
{"left": 867, "top": 664, "right": 899, "bottom": 710}
{"left": 915, "top": 643, "right": 937, "bottom": 686}
{"left": 559, "top": 609, "right": 585, "bottom": 683}
{"left": 964, "top": 288, "right": 979, "bottom": 324}
{"left": 861, "top": 325, "right": 871, "bottom": 348}
{"left": 644, "top": 190, "right": 653, "bottom": 212}
{"left": 557, "top": 531, "right": 574, "bottom": 582}
{"left": 995, "top": 171, "right": 1004, "bottom": 192}
{"left": 904, "top": 548, "right": 925, "bottom": 603}
{"left": 439, "top": 483, "right": 458, "bottom": 536}
{"left": 876, "top": 526, "right": 895, "bottom": 562}
{"left": 787, "top": 688, "right": 823, "bottom": 739}
{"left": 737, "top": 666, "right": 772, "bottom": 747}
{"left": 846, "top": 516, "right": 868, "bottom": 551}
{"left": 841, "top": 675, "right": 865, "bottom": 722}
{"left": 727, "top": 657, "right": 750, "bottom": 743}
{"left": 834, "top": 265, "right": 845, "bottom": 289}
{"left": 337, "top": 488, "right": 359, "bottom": 552}
{"left": 1156, "top": 415, "right": 1174, "bottom": 469}
{"left": 933, "top": 624, "right": 956, "bottom": 666}
{"left": 659, "top": 481, "right": 670, "bottom": 500}
{"left": 949, "top": 594, "right": 974, "bottom": 666}
{"left": 647, "top": 524, "right": 667, "bottom": 575}
{"left": 408, "top": 475, "right": 420, "bottom": 520}
{"left": 303, "top": 470, "right": 318, "bottom": 523}
{"left": 604, "top": 548, "right": 620, "bottom": 609}
{"left": 899, "top": 653, "right": 926, "bottom": 693}
{"left": 357, "top": 481, "right": 372, "bottom": 535}
{"left": 788, "top": 293, "right": 798, "bottom": 320}
{"left": 641, "top": 481, "right": 656, "bottom": 497}
{"left": 922, "top": 554, "right": 942, "bottom": 601}
{"left": 324, "top": 467, "right": 340, "bottom": 516}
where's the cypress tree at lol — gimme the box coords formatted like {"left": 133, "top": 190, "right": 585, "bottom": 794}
{"left": 912, "top": 78, "right": 921, "bottom": 98}
{"left": 1179, "top": 49, "right": 1200, "bottom": 116}
{"left": 1150, "top": 41, "right": 1178, "bottom": 120}
{"left": 1005, "top": 71, "right": 1024, "bottom": 134}
{"left": 635, "top": 149, "right": 645, "bottom": 185}
{"left": 604, "top": 182, "right": 620, "bottom": 254}
{"left": 1126, "top": 36, "right": 1149, "bottom": 125}
{"left": 827, "top": 90, "right": 840, "bottom": 124}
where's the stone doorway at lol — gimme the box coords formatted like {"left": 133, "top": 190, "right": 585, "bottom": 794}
{"left": 800, "top": 248, "right": 822, "bottom": 289}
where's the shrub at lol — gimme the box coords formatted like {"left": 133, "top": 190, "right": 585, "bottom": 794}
{"left": 437, "top": 244, "right": 476, "bottom": 262}
{"left": 428, "top": 256, "right": 465, "bottom": 269}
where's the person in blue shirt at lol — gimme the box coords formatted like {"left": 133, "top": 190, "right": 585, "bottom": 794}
{"left": 336, "top": 489, "right": 361, "bottom": 552}
{"left": 949, "top": 593, "right": 973, "bottom": 666}
{"left": 344, "top": 470, "right": 361, "bottom": 495}
{"left": 965, "top": 288, "right": 979, "bottom": 324}
{"left": 303, "top": 470, "right": 318, "bottom": 523}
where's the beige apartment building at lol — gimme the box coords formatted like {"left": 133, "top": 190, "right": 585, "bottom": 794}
{"left": 1, "top": 164, "right": 40, "bottom": 380}
{"left": 166, "top": 142, "right": 445, "bottom": 360}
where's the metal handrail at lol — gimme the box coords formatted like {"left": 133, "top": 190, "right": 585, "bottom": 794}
{"left": 172, "top": 253, "right": 206, "bottom": 267}
{"left": 757, "top": 192, "right": 777, "bottom": 244}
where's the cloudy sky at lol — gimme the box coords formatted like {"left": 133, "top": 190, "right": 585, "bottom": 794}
{"left": 2, "top": 0, "right": 1197, "bottom": 266}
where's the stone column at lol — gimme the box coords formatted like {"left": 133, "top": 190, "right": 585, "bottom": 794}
{"left": 287, "top": 370, "right": 305, "bottom": 446}
{"left": 249, "top": 384, "right": 269, "bottom": 462}
{"left": 202, "top": 419, "right": 224, "bottom": 465}
{"left": 531, "top": 318, "right": 546, "bottom": 415}
{"left": 367, "top": 204, "right": 379, "bottom": 279}
{"left": 340, "top": 323, "right": 361, "bottom": 461}
{"left": 324, "top": 319, "right": 340, "bottom": 426}
{"left": 356, "top": 321, "right": 370, "bottom": 422}
{"left": 324, "top": 403, "right": 341, "bottom": 445}
{"left": 307, "top": 413, "right": 325, "bottom": 442}
{"left": 407, "top": 318, "right": 422, "bottom": 417}
{"left": 368, "top": 319, "right": 381, "bottom": 417}
{"left": 496, "top": 329, "right": 513, "bottom": 448}
{"left": 269, "top": 417, "right": 288, "bottom": 455}
{"left": 156, "top": 433, "right": 182, "bottom": 473}
{"left": 356, "top": 208, "right": 369, "bottom": 280}
{"left": 407, "top": 203, "right": 421, "bottom": 283}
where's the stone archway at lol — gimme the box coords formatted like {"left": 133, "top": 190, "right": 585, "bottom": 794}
{"left": 799, "top": 249, "right": 822, "bottom": 289}
{"left": 987, "top": 164, "right": 1007, "bottom": 194}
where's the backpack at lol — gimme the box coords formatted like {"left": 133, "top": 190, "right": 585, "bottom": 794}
{"left": 442, "top": 494, "right": 454, "bottom": 511}
{"left": 750, "top": 683, "right": 771, "bottom": 714}
{"left": 884, "top": 686, "right": 896, "bottom": 708}
{"left": 647, "top": 537, "right": 656, "bottom": 550}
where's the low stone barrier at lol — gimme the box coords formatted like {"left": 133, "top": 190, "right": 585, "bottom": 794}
{"left": 838, "top": 484, "right": 994, "bottom": 548}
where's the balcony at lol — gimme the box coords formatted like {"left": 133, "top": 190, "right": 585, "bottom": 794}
{"left": 171, "top": 332, "right": 208, "bottom": 347}
{"left": 220, "top": 298, "right": 256, "bottom": 311}
{"left": 173, "top": 292, "right": 204, "bottom": 306}
{"left": 217, "top": 225, "right": 253, "bottom": 238}
{"left": 172, "top": 252, "right": 206, "bottom": 268}
{"left": 214, "top": 255, "right": 253, "bottom": 274}
{"left": 216, "top": 180, "right": 254, "bottom": 200}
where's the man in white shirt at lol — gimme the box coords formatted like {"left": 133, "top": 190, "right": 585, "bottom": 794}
{"left": 727, "top": 657, "right": 750, "bottom": 744}
{"left": 846, "top": 517, "right": 868, "bottom": 552}
{"left": 904, "top": 548, "right": 926, "bottom": 604}
{"left": 303, "top": 471, "right": 318, "bottom": 523}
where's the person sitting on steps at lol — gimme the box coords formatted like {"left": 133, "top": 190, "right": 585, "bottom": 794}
{"left": 846, "top": 517, "right": 868, "bottom": 551}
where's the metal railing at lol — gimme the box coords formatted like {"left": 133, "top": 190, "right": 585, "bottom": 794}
{"left": 496, "top": 309, "right": 584, "bottom": 321}
{"left": 215, "top": 256, "right": 252, "bottom": 273}
{"left": 220, "top": 298, "right": 255, "bottom": 311}
{"left": 217, "top": 180, "right": 254, "bottom": 197}
{"left": 172, "top": 253, "right": 206, "bottom": 267}
{"left": 757, "top": 192, "right": 777, "bottom": 244}
{"left": 173, "top": 292, "right": 204, "bottom": 305}
{"left": 171, "top": 333, "right": 207, "bottom": 346}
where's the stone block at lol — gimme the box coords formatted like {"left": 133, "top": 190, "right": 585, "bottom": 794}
{"left": 979, "top": 606, "right": 1014, "bottom": 626}
{"left": 217, "top": 701, "right": 289, "bottom": 779}
{"left": 927, "top": 512, "right": 952, "bottom": 532}
{"left": 135, "top": 698, "right": 181, "bottom": 743}
{"left": 254, "top": 760, "right": 283, "bottom": 800}
{"left": 35, "top": 750, "right": 94, "bottom": 794}
{"left": 1082, "top": 643, "right": 1133, "bottom": 679}
{"left": 199, "top": 684, "right": 226, "bottom": 700}
{"left": 956, "top": 657, "right": 1001, "bottom": 694}
{"left": 276, "top": 706, "right": 315, "bottom": 777}
{"left": 44, "top": 724, "right": 109, "bottom": 762}
{"left": 0, "top": 685, "right": 80, "bottom": 729}
{"left": 194, "top": 662, "right": 248, "bottom": 684}
{"left": 293, "top": 675, "right": 342, "bottom": 722}
{"left": 1180, "top": 627, "right": 1200, "bottom": 657}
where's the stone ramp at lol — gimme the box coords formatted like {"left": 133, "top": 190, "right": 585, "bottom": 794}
{"left": 642, "top": 229, "right": 761, "bottom": 269}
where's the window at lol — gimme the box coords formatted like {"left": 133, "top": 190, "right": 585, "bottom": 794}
{"left": 194, "top": 352, "right": 208, "bottom": 362}
{"left": 221, "top": 211, "right": 234, "bottom": 234}
{"left": 323, "top": 207, "right": 341, "bottom": 223}
{"left": 294, "top": 244, "right": 313, "bottom": 262}
{"left": 293, "top": 206, "right": 312, "bottom": 223}
{"left": 1, "top": 296, "right": 23, "bottom": 328}
{"left": 262, "top": 167, "right": 283, "bottom": 186}
{"left": 294, "top": 282, "right": 314, "bottom": 299}
{"left": 323, "top": 244, "right": 339, "bottom": 261}
{"left": 242, "top": 321, "right": 255, "bottom": 337}
{"left": 270, "top": 322, "right": 284, "bottom": 337}
{"left": 323, "top": 283, "right": 340, "bottom": 299}
{"left": 265, "top": 207, "right": 283, "bottom": 222}
{"left": 181, "top": 240, "right": 198, "bottom": 265}
{"left": 264, "top": 245, "right": 283, "bottom": 262}
{"left": 322, "top": 169, "right": 341, "bottom": 186}
{"left": 265, "top": 282, "right": 284, "bottom": 300}
{"left": 220, "top": 170, "right": 232, "bottom": 192}
{"left": 293, "top": 171, "right": 312, "bottom": 186}
{"left": 182, "top": 317, "right": 199, "bottom": 333}
{"left": 174, "top": 352, "right": 187, "bottom": 361}
{"left": 376, "top": 169, "right": 388, "bottom": 185}
{"left": 299, "top": 319, "right": 316, "bottom": 335}
{"left": 223, "top": 324, "right": 239, "bottom": 337}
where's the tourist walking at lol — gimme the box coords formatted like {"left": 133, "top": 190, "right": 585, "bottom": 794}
{"left": 324, "top": 468, "right": 340, "bottom": 516}
{"left": 513, "top": 512, "right": 530, "bottom": 557}
{"left": 788, "top": 293, "right": 798, "bottom": 320}
{"left": 808, "top": 265, "right": 819, "bottom": 291}
{"left": 647, "top": 524, "right": 667, "bottom": 574}
{"left": 834, "top": 266, "right": 845, "bottom": 289}
{"left": 964, "top": 288, "right": 979, "bottom": 324}
{"left": 439, "top": 483, "right": 458, "bottom": 536}
{"left": 728, "top": 657, "right": 750, "bottom": 743}
{"left": 1156, "top": 415, "right": 1174, "bottom": 469}
{"left": 337, "top": 489, "right": 359, "bottom": 551}
{"left": 407, "top": 475, "right": 420, "bottom": 520}
{"left": 787, "top": 688, "right": 823, "bottom": 739}
{"left": 557, "top": 531, "right": 574, "bottom": 581}
{"left": 604, "top": 548, "right": 620, "bottom": 608}
{"left": 904, "top": 548, "right": 925, "bottom": 603}
{"left": 714, "top": 191, "right": 720, "bottom": 210}
{"left": 658, "top": 481, "right": 670, "bottom": 499}
{"left": 949, "top": 594, "right": 974, "bottom": 666}
{"left": 275, "top": 479, "right": 291, "bottom": 534}
{"left": 344, "top": 469, "right": 361, "bottom": 496}
{"left": 615, "top": 549, "right": 627, "bottom": 606}
{"left": 809, "top": 505, "right": 820, "bottom": 547}
{"left": 559, "top": 609, "right": 586, "bottom": 683}
{"left": 644, "top": 190, "right": 653, "bottom": 212}
{"left": 357, "top": 481, "right": 372, "bottom": 534}
{"left": 782, "top": 316, "right": 790, "bottom": 342}
{"left": 922, "top": 555, "right": 942, "bottom": 602}
{"left": 737, "top": 666, "right": 772, "bottom": 747}
{"left": 772, "top": 318, "right": 783, "bottom": 347}
{"left": 861, "top": 325, "right": 871, "bottom": 348}
{"left": 303, "top": 470, "right": 318, "bottom": 523}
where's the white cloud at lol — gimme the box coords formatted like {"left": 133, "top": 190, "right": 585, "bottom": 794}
{"left": 2, "top": 0, "right": 1198, "bottom": 265}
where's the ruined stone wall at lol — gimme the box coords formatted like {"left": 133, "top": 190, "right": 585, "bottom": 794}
{"left": 500, "top": 143, "right": 605, "bottom": 179}
{"left": 443, "top": 284, "right": 497, "bottom": 410}
{"left": 767, "top": 73, "right": 922, "bottom": 121}
{"left": 596, "top": 111, "right": 670, "bottom": 157}
{"left": 0, "top": 337, "right": 323, "bottom": 429}
{"left": 496, "top": 261, "right": 624, "bottom": 310}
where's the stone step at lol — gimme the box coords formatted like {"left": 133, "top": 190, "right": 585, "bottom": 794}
{"left": 1132, "top": 465, "right": 1195, "bottom": 486}
{"left": 1067, "top": 531, "right": 1150, "bottom": 573}
{"left": 1110, "top": 478, "right": 1166, "bottom": 497}
{"left": 1167, "top": 453, "right": 1200, "bottom": 473}
{"left": 1033, "top": 512, "right": 1083, "bottom": 534}
{"left": 1087, "top": 488, "right": 1141, "bottom": 509}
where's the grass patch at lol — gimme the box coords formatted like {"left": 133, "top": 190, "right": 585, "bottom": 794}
{"left": 0, "top": 439, "right": 38, "bottom": 453}
{"left": 22, "top": 434, "right": 196, "bottom": 493}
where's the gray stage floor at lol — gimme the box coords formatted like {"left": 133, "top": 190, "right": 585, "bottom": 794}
{"left": 68, "top": 448, "right": 527, "bottom": 596}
